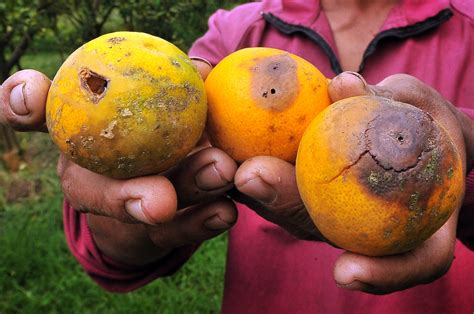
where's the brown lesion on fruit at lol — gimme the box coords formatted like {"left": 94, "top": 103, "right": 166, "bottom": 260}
{"left": 107, "top": 37, "right": 126, "bottom": 44}
{"left": 79, "top": 67, "right": 109, "bottom": 103}
{"left": 65, "top": 138, "right": 77, "bottom": 159}
{"left": 80, "top": 136, "right": 95, "bottom": 149}
{"left": 364, "top": 103, "right": 439, "bottom": 172}
{"left": 144, "top": 81, "right": 201, "bottom": 112}
{"left": 250, "top": 54, "right": 298, "bottom": 111}
{"left": 408, "top": 192, "right": 420, "bottom": 211}
{"left": 447, "top": 166, "right": 454, "bottom": 179}
{"left": 119, "top": 108, "right": 133, "bottom": 117}
{"left": 123, "top": 68, "right": 159, "bottom": 83}
{"left": 100, "top": 120, "right": 118, "bottom": 139}
{"left": 383, "top": 229, "right": 392, "bottom": 239}
{"left": 170, "top": 58, "right": 181, "bottom": 68}
{"left": 345, "top": 98, "right": 456, "bottom": 217}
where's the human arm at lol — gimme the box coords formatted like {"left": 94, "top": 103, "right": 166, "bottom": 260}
{"left": 0, "top": 62, "right": 239, "bottom": 290}
{"left": 229, "top": 71, "right": 473, "bottom": 294}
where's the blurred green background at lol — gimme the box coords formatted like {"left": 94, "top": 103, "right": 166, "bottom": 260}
{"left": 0, "top": 1, "right": 245, "bottom": 313}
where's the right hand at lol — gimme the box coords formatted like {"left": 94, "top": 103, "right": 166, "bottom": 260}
{"left": 1, "top": 68, "right": 239, "bottom": 266}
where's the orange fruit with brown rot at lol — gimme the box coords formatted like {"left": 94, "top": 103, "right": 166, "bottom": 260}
{"left": 205, "top": 47, "right": 330, "bottom": 163}
{"left": 296, "top": 95, "right": 465, "bottom": 256}
{"left": 46, "top": 32, "right": 207, "bottom": 179}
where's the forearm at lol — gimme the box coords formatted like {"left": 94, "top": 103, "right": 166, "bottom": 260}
{"left": 87, "top": 214, "right": 171, "bottom": 266}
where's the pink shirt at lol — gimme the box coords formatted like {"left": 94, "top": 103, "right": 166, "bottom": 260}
{"left": 64, "top": 0, "right": 474, "bottom": 313}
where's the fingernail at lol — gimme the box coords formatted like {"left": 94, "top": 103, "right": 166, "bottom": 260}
{"left": 125, "top": 199, "right": 154, "bottom": 224}
{"left": 195, "top": 163, "right": 230, "bottom": 191}
{"left": 10, "top": 83, "right": 29, "bottom": 115}
{"left": 236, "top": 176, "right": 277, "bottom": 204}
{"left": 203, "top": 214, "right": 232, "bottom": 231}
{"left": 336, "top": 280, "right": 370, "bottom": 291}
{"left": 345, "top": 71, "right": 369, "bottom": 90}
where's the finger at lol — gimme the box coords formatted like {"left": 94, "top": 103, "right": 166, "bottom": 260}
{"left": 58, "top": 154, "right": 177, "bottom": 225}
{"left": 334, "top": 212, "right": 458, "bottom": 294}
{"left": 328, "top": 71, "right": 372, "bottom": 102}
{"left": 147, "top": 197, "right": 237, "bottom": 250}
{"left": 1, "top": 70, "right": 50, "bottom": 132}
{"left": 232, "top": 156, "right": 321, "bottom": 240}
{"left": 165, "top": 147, "right": 237, "bottom": 209}
{"left": 191, "top": 57, "right": 213, "bottom": 80}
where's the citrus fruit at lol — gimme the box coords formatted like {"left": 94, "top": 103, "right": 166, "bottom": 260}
{"left": 46, "top": 32, "right": 207, "bottom": 179}
{"left": 205, "top": 47, "right": 330, "bottom": 163}
{"left": 296, "top": 95, "right": 464, "bottom": 256}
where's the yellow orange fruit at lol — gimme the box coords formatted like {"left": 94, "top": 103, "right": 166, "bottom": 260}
{"left": 205, "top": 47, "right": 330, "bottom": 163}
{"left": 296, "top": 96, "right": 464, "bottom": 256}
{"left": 46, "top": 32, "right": 207, "bottom": 179}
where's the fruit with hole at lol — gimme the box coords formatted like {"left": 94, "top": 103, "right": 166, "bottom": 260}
{"left": 46, "top": 32, "right": 207, "bottom": 179}
{"left": 205, "top": 47, "right": 330, "bottom": 163}
{"left": 296, "top": 95, "right": 464, "bottom": 256}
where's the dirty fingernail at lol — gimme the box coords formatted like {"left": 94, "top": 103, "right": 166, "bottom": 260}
{"left": 195, "top": 163, "right": 230, "bottom": 191}
{"left": 10, "top": 83, "right": 29, "bottom": 115}
{"left": 336, "top": 280, "right": 369, "bottom": 291}
{"left": 203, "top": 214, "right": 232, "bottom": 231}
{"left": 236, "top": 176, "right": 277, "bottom": 204}
{"left": 125, "top": 199, "right": 153, "bottom": 224}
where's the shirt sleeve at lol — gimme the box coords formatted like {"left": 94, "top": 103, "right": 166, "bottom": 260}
{"left": 188, "top": 5, "right": 263, "bottom": 65}
{"left": 63, "top": 201, "right": 197, "bottom": 292}
{"left": 188, "top": 9, "right": 231, "bottom": 66}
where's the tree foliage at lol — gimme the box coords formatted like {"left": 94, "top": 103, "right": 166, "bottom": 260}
{"left": 53, "top": 0, "right": 118, "bottom": 49}
{"left": 0, "top": 0, "right": 58, "bottom": 171}
{"left": 0, "top": 0, "right": 58, "bottom": 81}
{"left": 118, "top": 0, "right": 246, "bottom": 50}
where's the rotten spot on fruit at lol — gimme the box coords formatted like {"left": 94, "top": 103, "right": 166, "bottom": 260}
{"left": 365, "top": 104, "right": 439, "bottom": 172}
{"left": 79, "top": 68, "right": 109, "bottom": 103}
{"left": 170, "top": 59, "right": 181, "bottom": 67}
{"left": 251, "top": 54, "right": 298, "bottom": 111}
{"left": 100, "top": 120, "right": 118, "bottom": 139}
{"left": 447, "top": 167, "right": 454, "bottom": 179}
{"left": 107, "top": 37, "right": 126, "bottom": 44}
{"left": 119, "top": 108, "right": 133, "bottom": 117}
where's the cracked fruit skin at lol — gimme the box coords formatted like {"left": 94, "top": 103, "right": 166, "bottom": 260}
{"left": 296, "top": 96, "right": 464, "bottom": 256}
{"left": 205, "top": 47, "right": 330, "bottom": 163}
{"left": 46, "top": 32, "right": 207, "bottom": 179}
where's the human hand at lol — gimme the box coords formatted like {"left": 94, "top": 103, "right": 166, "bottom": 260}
{"left": 1, "top": 64, "right": 239, "bottom": 266}
{"left": 230, "top": 71, "right": 468, "bottom": 294}
{"left": 1, "top": 70, "right": 50, "bottom": 132}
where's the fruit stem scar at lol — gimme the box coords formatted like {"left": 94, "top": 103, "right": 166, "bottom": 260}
{"left": 79, "top": 67, "right": 109, "bottom": 103}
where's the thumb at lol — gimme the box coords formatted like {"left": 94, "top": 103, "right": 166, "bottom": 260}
{"left": 58, "top": 154, "right": 177, "bottom": 224}
{"left": 1, "top": 69, "right": 50, "bottom": 132}
{"left": 328, "top": 71, "right": 372, "bottom": 103}
{"left": 333, "top": 214, "right": 457, "bottom": 294}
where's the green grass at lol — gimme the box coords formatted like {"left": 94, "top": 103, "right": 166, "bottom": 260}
{"left": 1, "top": 50, "right": 228, "bottom": 313}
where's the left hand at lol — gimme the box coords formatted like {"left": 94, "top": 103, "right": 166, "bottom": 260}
{"left": 230, "top": 71, "right": 470, "bottom": 294}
